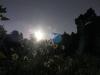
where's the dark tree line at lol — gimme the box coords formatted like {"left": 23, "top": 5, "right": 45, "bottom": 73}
{"left": 0, "top": 6, "right": 100, "bottom": 75}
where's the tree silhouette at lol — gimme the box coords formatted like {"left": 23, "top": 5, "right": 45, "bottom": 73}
{"left": 75, "top": 8, "right": 97, "bottom": 34}
{"left": 0, "top": 5, "right": 9, "bottom": 21}
{"left": 0, "top": 6, "right": 100, "bottom": 75}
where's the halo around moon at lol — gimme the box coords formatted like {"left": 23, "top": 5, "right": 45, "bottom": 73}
{"left": 34, "top": 30, "right": 45, "bottom": 41}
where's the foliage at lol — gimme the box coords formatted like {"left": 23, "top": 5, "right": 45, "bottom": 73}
{"left": 0, "top": 6, "right": 100, "bottom": 75}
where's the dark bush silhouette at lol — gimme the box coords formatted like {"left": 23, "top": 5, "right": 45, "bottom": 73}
{"left": 1, "top": 6, "right": 100, "bottom": 75}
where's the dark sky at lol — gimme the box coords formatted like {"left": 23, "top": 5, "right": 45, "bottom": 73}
{"left": 0, "top": 0, "right": 100, "bottom": 38}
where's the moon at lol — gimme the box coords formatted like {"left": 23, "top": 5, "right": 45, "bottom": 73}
{"left": 34, "top": 30, "right": 45, "bottom": 41}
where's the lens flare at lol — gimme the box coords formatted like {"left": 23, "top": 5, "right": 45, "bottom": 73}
{"left": 34, "top": 30, "right": 44, "bottom": 41}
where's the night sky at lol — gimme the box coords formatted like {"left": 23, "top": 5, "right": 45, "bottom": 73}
{"left": 0, "top": 0, "right": 100, "bottom": 38}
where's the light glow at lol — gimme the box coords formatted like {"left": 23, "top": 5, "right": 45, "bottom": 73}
{"left": 34, "top": 30, "right": 45, "bottom": 41}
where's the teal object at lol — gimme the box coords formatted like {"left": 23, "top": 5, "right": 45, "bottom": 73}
{"left": 52, "top": 33, "right": 62, "bottom": 44}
